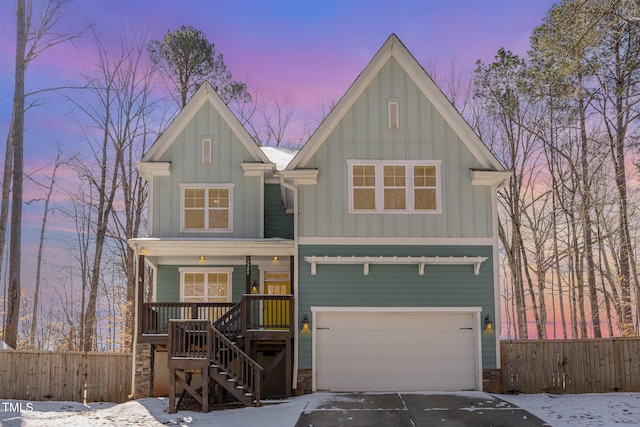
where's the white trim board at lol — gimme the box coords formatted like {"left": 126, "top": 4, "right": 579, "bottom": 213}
{"left": 304, "top": 255, "right": 488, "bottom": 276}
{"left": 298, "top": 237, "right": 494, "bottom": 246}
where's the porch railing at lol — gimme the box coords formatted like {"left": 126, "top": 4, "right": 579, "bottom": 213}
{"left": 140, "top": 302, "right": 235, "bottom": 335}
{"left": 243, "top": 294, "right": 294, "bottom": 332}
{"left": 140, "top": 295, "right": 294, "bottom": 337}
{"left": 168, "top": 319, "right": 211, "bottom": 359}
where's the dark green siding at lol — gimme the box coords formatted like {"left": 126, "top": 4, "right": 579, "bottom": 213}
{"left": 264, "top": 183, "right": 294, "bottom": 239}
{"left": 297, "top": 245, "right": 497, "bottom": 369}
{"left": 156, "top": 264, "right": 261, "bottom": 303}
{"left": 156, "top": 266, "right": 180, "bottom": 301}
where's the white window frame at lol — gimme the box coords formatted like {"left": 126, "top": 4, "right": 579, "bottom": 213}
{"left": 179, "top": 267, "right": 234, "bottom": 302}
{"left": 347, "top": 159, "right": 442, "bottom": 214}
{"left": 180, "top": 183, "right": 234, "bottom": 232}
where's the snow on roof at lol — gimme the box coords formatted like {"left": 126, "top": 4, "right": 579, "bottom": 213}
{"left": 260, "top": 146, "right": 298, "bottom": 171}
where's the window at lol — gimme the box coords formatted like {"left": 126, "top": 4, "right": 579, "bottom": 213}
{"left": 413, "top": 165, "right": 437, "bottom": 210}
{"left": 180, "top": 267, "right": 233, "bottom": 303}
{"left": 348, "top": 160, "right": 441, "bottom": 213}
{"left": 352, "top": 164, "right": 376, "bottom": 210}
{"left": 383, "top": 165, "right": 406, "bottom": 209}
{"left": 180, "top": 184, "right": 234, "bottom": 232}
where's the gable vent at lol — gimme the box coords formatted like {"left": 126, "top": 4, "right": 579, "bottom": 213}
{"left": 202, "top": 138, "right": 212, "bottom": 164}
{"left": 388, "top": 101, "right": 399, "bottom": 131}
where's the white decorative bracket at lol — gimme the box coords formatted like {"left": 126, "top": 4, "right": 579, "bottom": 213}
{"left": 304, "top": 255, "right": 488, "bottom": 276}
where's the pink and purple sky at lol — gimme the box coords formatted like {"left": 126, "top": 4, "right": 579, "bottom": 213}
{"left": 0, "top": 0, "right": 556, "bottom": 159}
{"left": 0, "top": 1, "right": 556, "bottom": 301}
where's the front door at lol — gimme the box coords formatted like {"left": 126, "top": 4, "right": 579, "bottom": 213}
{"left": 264, "top": 272, "right": 290, "bottom": 328}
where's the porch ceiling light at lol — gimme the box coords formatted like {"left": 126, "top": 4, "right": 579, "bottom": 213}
{"left": 199, "top": 256, "right": 206, "bottom": 263}
{"left": 272, "top": 256, "right": 280, "bottom": 266}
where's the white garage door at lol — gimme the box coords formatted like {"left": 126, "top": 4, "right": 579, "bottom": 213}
{"left": 314, "top": 311, "right": 478, "bottom": 392}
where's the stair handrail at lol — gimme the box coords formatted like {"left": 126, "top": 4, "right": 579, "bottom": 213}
{"left": 210, "top": 325, "right": 262, "bottom": 404}
{"left": 212, "top": 300, "right": 243, "bottom": 340}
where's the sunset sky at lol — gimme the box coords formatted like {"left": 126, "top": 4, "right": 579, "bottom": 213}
{"left": 0, "top": 1, "right": 555, "bottom": 290}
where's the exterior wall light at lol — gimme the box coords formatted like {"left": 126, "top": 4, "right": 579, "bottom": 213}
{"left": 301, "top": 314, "right": 311, "bottom": 334}
{"left": 484, "top": 315, "right": 494, "bottom": 333}
{"left": 251, "top": 281, "right": 259, "bottom": 294}
{"left": 199, "top": 256, "right": 206, "bottom": 263}
{"left": 272, "top": 256, "right": 280, "bottom": 266}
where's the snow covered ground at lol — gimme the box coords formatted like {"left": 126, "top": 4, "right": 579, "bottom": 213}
{"left": 0, "top": 392, "right": 639, "bottom": 426}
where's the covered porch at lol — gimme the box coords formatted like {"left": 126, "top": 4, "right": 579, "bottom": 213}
{"left": 128, "top": 237, "right": 297, "bottom": 408}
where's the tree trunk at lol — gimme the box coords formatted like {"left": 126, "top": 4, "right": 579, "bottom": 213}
{"left": 4, "top": 0, "right": 26, "bottom": 349}
{"left": 29, "top": 150, "right": 62, "bottom": 348}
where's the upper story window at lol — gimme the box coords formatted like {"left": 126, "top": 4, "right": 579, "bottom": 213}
{"left": 348, "top": 160, "right": 441, "bottom": 214}
{"left": 180, "top": 183, "right": 234, "bottom": 232}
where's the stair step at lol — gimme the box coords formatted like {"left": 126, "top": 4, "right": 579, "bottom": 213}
{"left": 235, "top": 385, "right": 244, "bottom": 390}
{"left": 245, "top": 393, "right": 253, "bottom": 397}
{"left": 227, "top": 378, "right": 236, "bottom": 383}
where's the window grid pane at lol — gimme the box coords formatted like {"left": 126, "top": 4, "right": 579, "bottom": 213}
{"left": 353, "top": 165, "right": 376, "bottom": 210}
{"left": 414, "top": 165, "right": 437, "bottom": 210}
{"left": 383, "top": 165, "right": 406, "bottom": 210}
{"left": 184, "top": 189, "right": 205, "bottom": 208}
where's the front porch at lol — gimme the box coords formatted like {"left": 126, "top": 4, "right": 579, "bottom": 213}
{"left": 138, "top": 294, "right": 294, "bottom": 412}
{"left": 130, "top": 239, "right": 297, "bottom": 411}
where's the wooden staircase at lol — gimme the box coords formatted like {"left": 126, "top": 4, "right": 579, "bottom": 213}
{"left": 166, "top": 294, "right": 293, "bottom": 413}
{"left": 209, "top": 326, "right": 262, "bottom": 407}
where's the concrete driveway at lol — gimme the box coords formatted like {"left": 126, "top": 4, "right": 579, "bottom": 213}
{"left": 295, "top": 392, "right": 550, "bottom": 427}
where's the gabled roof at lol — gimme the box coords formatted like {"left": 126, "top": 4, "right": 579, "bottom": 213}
{"left": 286, "top": 34, "right": 505, "bottom": 172}
{"left": 141, "top": 81, "right": 271, "bottom": 164}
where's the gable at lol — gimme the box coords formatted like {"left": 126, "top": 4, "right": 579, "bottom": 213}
{"left": 138, "top": 82, "right": 276, "bottom": 239}
{"left": 142, "top": 81, "right": 270, "bottom": 164}
{"left": 288, "top": 34, "right": 505, "bottom": 173}
{"left": 286, "top": 34, "right": 505, "bottom": 240}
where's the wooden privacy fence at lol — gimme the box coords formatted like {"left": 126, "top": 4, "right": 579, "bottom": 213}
{"left": 0, "top": 350, "right": 132, "bottom": 403}
{"left": 501, "top": 338, "right": 640, "bottom": 394}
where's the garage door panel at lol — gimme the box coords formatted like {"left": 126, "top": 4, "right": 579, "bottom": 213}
{"left": 315, "top": 311, "right": 478, "bottom": 392}
{"left": 318, "top": 356, "right": 475, "bottom": 375}
{"left": 317, "top": 372, "right": 475, "bottom": 392}
{"left": 319, "top": 313, "right": 473, "bottom": 331}
{"left": 317, "top": 329, "right": 473, "bottom": 346}
{"left": 318, "top": 342, "right": 474, "bottom": 361}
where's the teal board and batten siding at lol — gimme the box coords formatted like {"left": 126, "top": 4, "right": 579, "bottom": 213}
{"left": 264, "top": 183, "right": 294, "bottom": 239}
{"left": 155, "top": 264, "right": 260, "bottom": 303}
{"left": 297, "top": 56, "right": 492, "bottom": 239}
{"left": 297, "top": 245, "right": 497, "bottom": 370}
{"left": 150, "top": 100, "right": 262, "bottom": 239}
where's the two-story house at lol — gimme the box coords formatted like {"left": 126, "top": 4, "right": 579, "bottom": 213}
{"left": 128, "top": 34, "right": 509, "bottom": 413}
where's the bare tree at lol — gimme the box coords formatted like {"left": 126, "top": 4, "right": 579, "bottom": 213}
{"left": 107, "top": 30, "right": 156, "bottom": 352}
{"left": 24, "top": 146, "right": 71, "bottom": 348}
{"left": 4, "top": 0, "right": 27, "bottom": 349}
{"left": 2, "top": 0, "right": 89, "bottom": 348}
{"left": 262, "top": 93, "right": 296, "bottom": 147}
